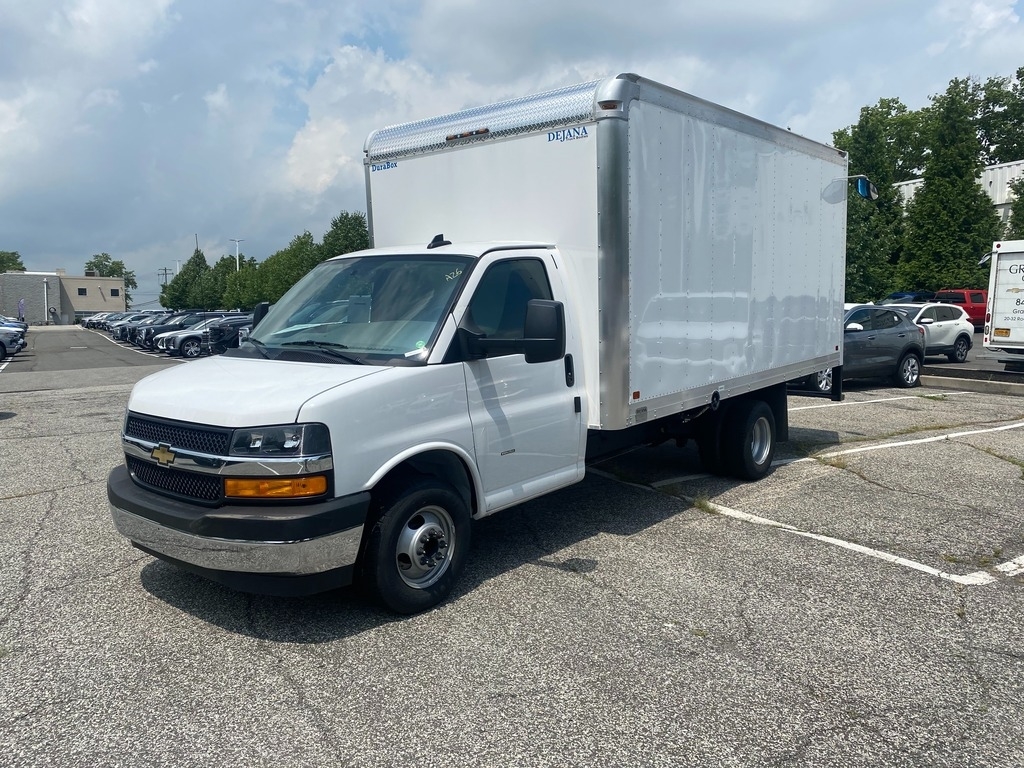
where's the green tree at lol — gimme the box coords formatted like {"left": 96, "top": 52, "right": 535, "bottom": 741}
{"left": 0, "top": 251, "right": 27, "bottom": 272}
{"left": 320, "top": 210, "right": 370, "bottom": 262}
{"left": 260, "top": 232, "right": 320, "bottom": 302}
{"left": 84, "top": 252, "right": 139, "bottom": 307}
{"left": 1005, "top": 177, "right": 1024, "bottom": 240}
{"left": 833, "top": 98, "right": 919, "bottom": 301}
{"left": 978, "top": 67, "right": 1024, "bottom": 165}
{"left": 160, "top": 249, "right": 210, "bottom": 309}
{"left": 898, "top": 78, "right": 1002, "bottom": 290}
{"left": 188, "top": 255, "right": 237, "bottom": 309}
{"left": 223, "top": 259, "right": 268, "bottom": 310}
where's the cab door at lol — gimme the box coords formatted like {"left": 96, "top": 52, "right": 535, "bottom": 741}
{"left": 452, "top": 251, "right": 584, "bottom": 512}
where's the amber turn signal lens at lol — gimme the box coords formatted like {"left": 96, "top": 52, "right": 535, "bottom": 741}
{"left": 224, "top": 475, "right": 328, "bottom": 499}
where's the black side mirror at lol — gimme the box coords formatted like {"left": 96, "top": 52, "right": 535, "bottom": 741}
{"left": 523, "top": 300, "right": 565, "bottom": 363}
{"left": 456, "top": 299, "right": 566, "bottom": 363}
{"left": 252, "top": 301, "right": 270, "bottom": 328}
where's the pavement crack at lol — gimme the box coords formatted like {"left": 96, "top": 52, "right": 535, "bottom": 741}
{"left": 241, "top": 597, "right": 357, "bottom": 767}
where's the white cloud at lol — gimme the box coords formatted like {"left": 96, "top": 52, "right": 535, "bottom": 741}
{"left": 83, "top": 87, "right": 120, "bottom": 110}
{"left": 204, "top": 83, "right": 230, "bottom": 116}
{"left": 935, "top": 0, "right": 1019, "bottom": 47}
{"left": 3, "top": 0, "right": 1024, "bottom": 305}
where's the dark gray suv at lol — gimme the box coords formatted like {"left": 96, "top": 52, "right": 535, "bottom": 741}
{"left": 801, "top": 304, "right": 926, "bottom": 392}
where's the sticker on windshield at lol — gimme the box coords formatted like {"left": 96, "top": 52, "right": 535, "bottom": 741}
{"left": 405, "top": 342, "right": 428, "bottom": 358}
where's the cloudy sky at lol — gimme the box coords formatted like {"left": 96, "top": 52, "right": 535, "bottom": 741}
{"left": 2, "top": 0, "right": 1022, "bottom": 307}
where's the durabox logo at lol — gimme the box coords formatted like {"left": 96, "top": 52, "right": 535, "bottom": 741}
{"left": 371, "top": 161, "right": 398, "bottom": 172}
{"left": 547, "top": 126, "right": 589, "bottom": 143}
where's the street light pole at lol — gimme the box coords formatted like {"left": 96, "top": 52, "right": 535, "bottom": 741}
{"left": 230, "top": 238, "right": 245, "bottom": 271}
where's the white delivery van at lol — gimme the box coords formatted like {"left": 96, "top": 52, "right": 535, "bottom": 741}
{"left": 983, "top": 240, "right": 1024, "bottom": 363}
{"left": 109, "top": 73, "right": 864, "bottom": 613}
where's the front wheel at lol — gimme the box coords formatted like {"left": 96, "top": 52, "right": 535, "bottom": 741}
{"left": 722, "top": 400, "right": 776, "bottom": 481}
{"left": 361, "top": 477, "right": 471, "bottom": 614}
{"left": 181, "top": 337, "right": 203, "bottom": 358}
{"left": 947, "top": 336, "right": 970, "bottom": 363}
{"left": 805, "top": 368, "right": 832, "bottom": 394}
{"left": 894, "top": 352, "right": 921, "bottom": 388}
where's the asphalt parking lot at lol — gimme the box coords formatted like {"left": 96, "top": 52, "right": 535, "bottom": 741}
{"left": 1, "top": 329, "right": 1023, "bottom": 767}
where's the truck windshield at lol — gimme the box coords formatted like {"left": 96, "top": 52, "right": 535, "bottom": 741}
{"left": 245, "top": 254, "right": 472, "bottom": 363}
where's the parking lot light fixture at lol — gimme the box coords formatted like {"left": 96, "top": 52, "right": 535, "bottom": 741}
{"left": 231, "top": 238, "right": 244, "bottom": 271}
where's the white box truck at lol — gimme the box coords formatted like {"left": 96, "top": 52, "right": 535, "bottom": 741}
{"left": 109, "top": 73, "right": 860, "bottom": 613}
{"left": 983, "top": 239, "right": 1024, "bottom": 365}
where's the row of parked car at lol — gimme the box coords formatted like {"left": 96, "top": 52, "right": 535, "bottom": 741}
{"left": 795, "top": 300, "right": 977, "bottom": 393}
{"left": 0, "top": 314, "right": 28, "bottom": 361}
{"left": 83, "top": 310, "right": 252, "bottom": 358}
{"left": 878, "top": 288, "right": 987, "bottom": 330}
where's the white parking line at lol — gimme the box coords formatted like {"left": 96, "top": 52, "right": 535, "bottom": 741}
{"left": 995, "top": 555, "right": 1024, "bottom": 577}
{"left": 813, "top": 420, "right": 1024, "bottom": 459}
{"left": 93, "top": 329, "right": 175, "bottom": 358}
{"left": 0, "top": 360, "right": 9, "bottom": 373}
{"left": 694, "top": 499, "right": 998, "bottom": 586}
{"left": 593, "top": 419, "right": 1024, "bottom": 587}
{"left": 789, "top": 392, "right": 974, "bottom": 411}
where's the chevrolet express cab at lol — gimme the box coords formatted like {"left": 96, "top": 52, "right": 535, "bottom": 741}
{"left": 109, "top": 74, "right": 862, "bottom": 613}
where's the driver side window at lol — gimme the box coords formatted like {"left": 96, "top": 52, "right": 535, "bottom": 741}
{"left": 465, "top": 259, "right": 553, "bottom": 342}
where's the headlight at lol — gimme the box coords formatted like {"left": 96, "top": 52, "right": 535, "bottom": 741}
{"left": 229, "top": 423, "right": 331, "bottom": 457}
{"left": 225, "top": 423, "right": 332, "bottom": 500}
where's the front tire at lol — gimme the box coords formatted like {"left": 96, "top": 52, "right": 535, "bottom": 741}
{"left": 947, "top": 336, "right": 970, "bottom": 363}
{"left": 894, "top": 352, "right": 921, "bottom": 388}
{"left": 361, "top": 477, "right": 471, "bottom": 614}
{"left": 805, "top": 368, "right": 832, "bottom": 393}
{"left": 181, "top": 337, "right": 203, "bottom": 358}
{"left": 722, "top": 400, "right": 776, "bottom": 481}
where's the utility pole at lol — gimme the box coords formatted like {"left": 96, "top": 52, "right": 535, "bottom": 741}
{"left": 158, "top": 267, "right": 173, "bottom": 285}
{"left": 230, "top": 238, "right": 244, "bottom": 271}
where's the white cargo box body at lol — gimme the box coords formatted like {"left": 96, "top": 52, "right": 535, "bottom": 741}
{"left": 365, "top": 73, "right": 847, "bottom": 430}
{"left": 985, "top": 240, "right": 1024, "bottom": 353}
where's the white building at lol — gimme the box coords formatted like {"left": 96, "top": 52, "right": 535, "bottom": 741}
{"left": 895, "top": 159, "right": 1024, "bottom": 225}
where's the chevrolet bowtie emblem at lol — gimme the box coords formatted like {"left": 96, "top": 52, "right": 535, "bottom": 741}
{"left": 151, "top": 443, "right": 176, "bottom": 466}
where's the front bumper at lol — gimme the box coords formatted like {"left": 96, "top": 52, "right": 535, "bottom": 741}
{"left": 107, "top": 464, "right": 370, "bottom": 595}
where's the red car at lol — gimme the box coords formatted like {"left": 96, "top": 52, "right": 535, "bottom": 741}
{"left": 934, "top": 288, "right": 987, "bottom": 331}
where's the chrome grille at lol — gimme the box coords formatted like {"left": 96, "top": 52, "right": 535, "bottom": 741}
{"left": 125, "top": 413, "right": 230, "bottom": 455}
{"left": 127, "top": 456, "right": 222, "bottom": 503}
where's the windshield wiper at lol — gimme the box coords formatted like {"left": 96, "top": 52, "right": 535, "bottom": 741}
{"left": 280, "top": 340, "right": 365, "bottom": 364}
{"left": 244, "top": 337, "right": 270, "bottom": 359}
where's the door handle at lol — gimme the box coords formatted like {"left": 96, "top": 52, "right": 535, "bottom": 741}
{"left": 564, "top": 354, "right": 575, "bottom": 387}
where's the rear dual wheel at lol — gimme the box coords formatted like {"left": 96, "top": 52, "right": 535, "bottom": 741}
{"left": 696, "top": 399, "right": 776, "bottom": 481}
{"left": 722, "top": 400, "right": 776, "bottom": 480}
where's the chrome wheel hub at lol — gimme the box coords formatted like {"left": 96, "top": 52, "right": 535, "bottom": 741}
{"left": 395, "top": 506, "right": 454, "bottom": 589}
